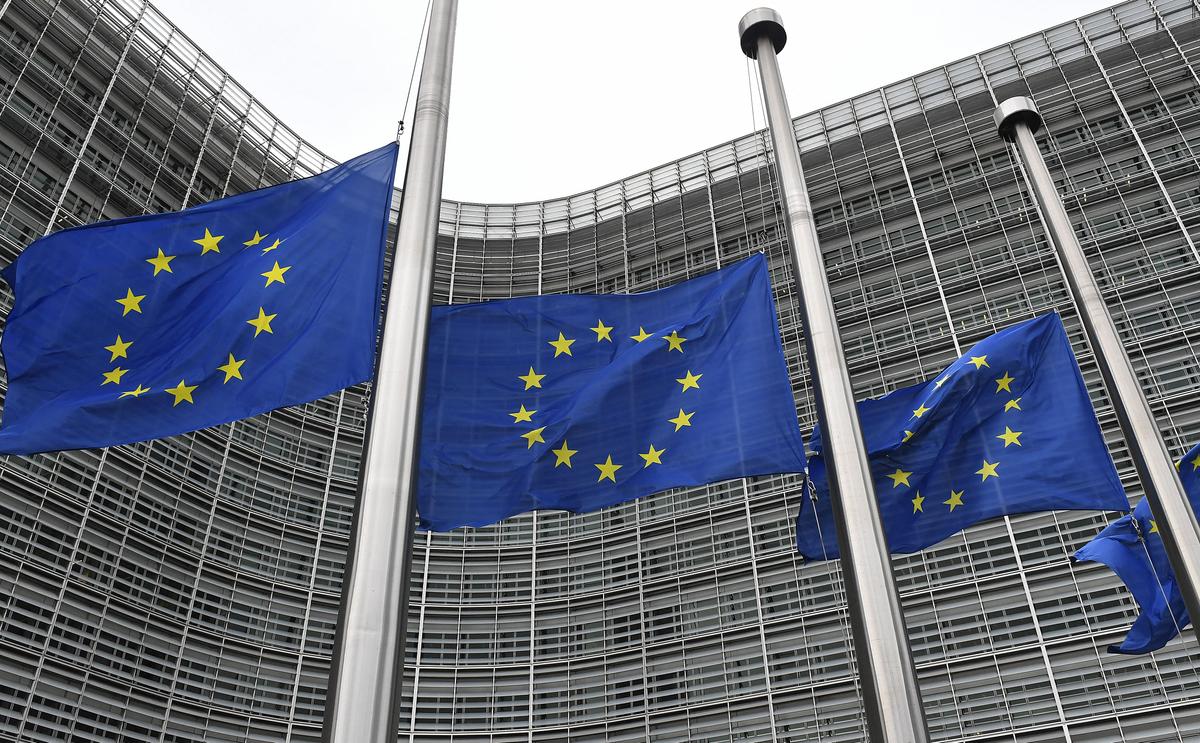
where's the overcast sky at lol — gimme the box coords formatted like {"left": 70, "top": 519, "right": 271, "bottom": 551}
{"left": 157, "top": 0, "right": 1111, "bottom": 204}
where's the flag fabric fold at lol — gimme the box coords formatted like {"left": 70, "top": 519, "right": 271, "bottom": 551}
{"left": 797, "top": 312, "right": 1128, "bottom": 559}
{"left": 0, "top": 143, "right": 398, "bottom": 454}
{"left": 417, "top": 253, "right": 807, "bottom": 531}
{"left": 1073, "top": 441, "right": 1200, "bottom": 654}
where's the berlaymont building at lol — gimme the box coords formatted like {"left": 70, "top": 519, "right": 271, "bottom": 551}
{"left": 1, "top": 0, "right": 1200, "bottom": 741}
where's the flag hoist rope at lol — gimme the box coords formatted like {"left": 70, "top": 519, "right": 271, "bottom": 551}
{"left": 322, "top": 1, "right": 457, "bottom": 741}
{"left": 399, "top": 0, "right": 435, "bottom": 136}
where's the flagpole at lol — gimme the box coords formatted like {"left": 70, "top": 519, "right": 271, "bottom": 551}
{"left": 738, "top": 9, "right": 930, "bottom": 742}
{"left": 323, "top": 1, "right": 457, "bottom": 741}
{"left": 996, "top": 96, "right": 1200, "bottom": 643}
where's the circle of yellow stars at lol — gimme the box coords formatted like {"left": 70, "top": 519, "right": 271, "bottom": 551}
{"left": 102, "top": 226, "right": 292, "bottom": 406}
{"left": 890, "top": 356, "right": 1025, "bottom": 517}
{"left": 509, "top": 323, "right": 698, "bottom": 484}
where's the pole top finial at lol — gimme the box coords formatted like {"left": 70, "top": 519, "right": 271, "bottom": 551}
{"left": 994, "top": 96, "right": 1043, "bottom": 141}
{"left": 739, "top": 8, "right": 786, "bottom": 59}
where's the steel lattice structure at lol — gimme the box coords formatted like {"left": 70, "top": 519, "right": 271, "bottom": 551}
{"left": 1, "top": 1, "right": 1200, "bottom": 740}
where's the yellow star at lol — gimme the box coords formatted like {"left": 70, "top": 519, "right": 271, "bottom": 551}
{"left": 591, "top": 319, "right": 613, "bottom": 342}
{"left": 1004, "top": 398, "right": 1022, "bottom": 412}
{"left": 912, "top": 491, "right": 925, "bottom": 513}
{"left": 104, "top": 335, "right": 132, "bottom": 362}
{"left": 934, "top": 376, "right": 949, "bottom": 389}
{"left": 217, "top": 353, "right": 246, "bottom": 383}
{"left": 902, "top": 430, "right": 914, "bottom": 443}
{"left": 969, "top": 355, "right": 989, "bottom": 369}
{"left": 662, "top": 330, "right": 687, "bottom": 353}
{"left": 165, "top": 379, "right": 197, "bottom": 406}
{"left": 194, "top": 228, "right": 223, "bottom": 254}
{"left": 1191, "top": 454, "right": 1200, "bottom": 471}
{"left": 119, "top": 384, "right": 150, "bottom": 399}
{"left": 631, "top": 326, "right": 652, "bottom": 343}
{"left": 100, "top": 367, "right": 128, "bottom": 386}
{"left": 994, "top": 371, "right": 1015, "bottom": 393}
{"left": 887, "top": 468, "right": 913, "bottom": 488}
{"left": 261, "top": 261, "right": 292, "bottom": 287}
{"left": 996, "top": 426, "right": 1022, "bottom": 447}
{"left": 912, "top": 403, "right": 931, "bottom": 418}
{"left": 1150, "top": 520, "right": 1159, "bottom": 534}
{"left": 676, "top": 370, "right": 702, "bottom": 392}
{"left": 518, "top": 366, "right": 545, "bottom": 390}
{"left": 115, "top": 288, "right": 146, "bottom": 316}
{"left": 639, "top": 444, "right": 666, "bottom": 467}
{"left": 668, "top": 409, "right": 694, "bottom": 431}
{"left": 521, "top": 426, "right": 546, "bottom": 449}
{"left": 510, "top": 404, "right": 536, "bottom": 423}
{"left": 243, "top": 230, "right": 267, "bottom": 247}
{"left": 146, "top": 248, "right": 176, "bottom": 276}
{"left": 976, "top": 460, "right": 999, "bottom": 481}
{"left": 552, "top": 440, "right": 577, "bottom": 467}
{"left": 1178, "top": 460, "right": 1183, "bottom": 472}
{"left": 595, "top": 455, "right": 623, "bottom": 483}
{"left": 247, "top": 306, "right": 277, "bottom": 337}
{"left": 548, "top": 332, "right": 575, "bottom": 357}
{"left": 261, "top": 238, "right": 283, "bottom": 254}
{"left": 944, "top": 489, "right": 965, "bottom": 512}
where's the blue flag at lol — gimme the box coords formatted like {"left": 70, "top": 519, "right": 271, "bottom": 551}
{"left": 0, "top": 143, "right": 398, "bottom": 454}
{"left": 797, "top": 312, "right": 1128, "bottom": 559}
{"left": 1073, "top": 442, "right": 1200, "bottom": 653}
{"left": 417, "top": 253, "right": 806, "bottom": 531}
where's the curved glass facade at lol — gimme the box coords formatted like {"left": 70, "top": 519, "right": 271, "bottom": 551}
{"left": 2, "top": 0, "right": 1200, "bottom": 741}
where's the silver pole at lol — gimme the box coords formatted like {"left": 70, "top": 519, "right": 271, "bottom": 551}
{"left": 996, "top": 96, "right": 1200, "bottom": 642}
{"left": 738, "top": 9, "right": 929, "bottom": 742}
{"left": 323, "top": 1, "right": 457, "bottom": 740}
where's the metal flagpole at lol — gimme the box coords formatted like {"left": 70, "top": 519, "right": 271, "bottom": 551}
{"left": 323, "top": 1, "right": 458, "bottom": 741}
{"left": 995, "top": 96, "right": 1200, "bottom": 642}
{"left": 738, "top": 9, "right": 930, "bottom": 742}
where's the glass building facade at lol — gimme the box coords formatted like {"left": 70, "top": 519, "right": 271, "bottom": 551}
{"left": 1, "top": 0, "right": 1200, "bottom": 740}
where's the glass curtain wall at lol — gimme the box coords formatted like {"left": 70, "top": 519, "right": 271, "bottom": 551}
{"left": 0, "top": 0, "right": 1199, "bottom": 741}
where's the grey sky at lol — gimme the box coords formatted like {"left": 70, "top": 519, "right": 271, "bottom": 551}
{"left": 157, "top": 0, "right": 1111, "bottom": 204}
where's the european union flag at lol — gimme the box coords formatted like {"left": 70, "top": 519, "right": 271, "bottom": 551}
{"left": 417, "top": 253, "right": 806, "bottom": 531}
{"left": 0, "top": 143, "right": 398, "bottom": 454}
{"left": 1073, "top": 442, "right": 1200, "bottom": 653}
{"left": 797, "top": 312, "right": 1128, "bottom": 559}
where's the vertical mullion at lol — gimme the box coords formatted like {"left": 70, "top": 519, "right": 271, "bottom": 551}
{"left": 43, "top": 1, "right": 147, "bottom": 234}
